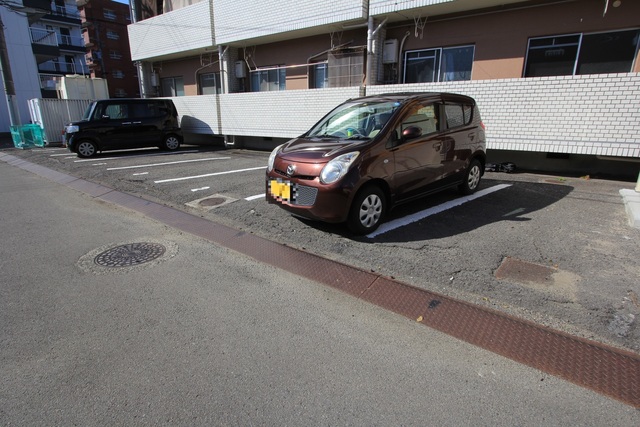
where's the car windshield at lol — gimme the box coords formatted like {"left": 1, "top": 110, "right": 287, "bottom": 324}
{"left": 306, "top": 100, "right": 401, "bottom": 140}
{"left": 82, "top": 102, "right": 97, "bottom": 121}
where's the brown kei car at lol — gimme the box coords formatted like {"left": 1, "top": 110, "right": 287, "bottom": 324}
{"left": 266, "top": 92, "right": 486, "bottom": 234}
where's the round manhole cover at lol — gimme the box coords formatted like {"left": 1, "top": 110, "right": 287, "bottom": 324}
{"left": 198, "top": 197, "right": 227, "bottom": 207}
{"left": 94, "top": 242, "right": 166, "bottom": 268}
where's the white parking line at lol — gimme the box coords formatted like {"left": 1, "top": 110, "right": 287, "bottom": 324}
{"left": 367, "top": 184, "right": 513, "bottom": 238}
{"left": 106, "top": 157, "right": 230, "bottom": 171}
{"left": 73, "top": 150, "right": 200, "bottom": 163}
{"left": 191, "top": 186, "right": 210, "bottom": 192}
{"left": 244, "top": 193, "right": 265, "bottom": 201}
{"left": 154, "top": 166, "right": 265, "bottom": 183}
{"left": 132, "top": 172, "right": 149, "bottom": 176}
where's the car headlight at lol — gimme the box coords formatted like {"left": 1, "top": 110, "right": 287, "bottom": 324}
{"left": 65, "top": 125, "right": 79, "bottom": 134}
{"left": 267, "top": 144, "right": 284, "bottom": 172}
{"left": 320, "top": 152, "right": 359, "bottom": 184}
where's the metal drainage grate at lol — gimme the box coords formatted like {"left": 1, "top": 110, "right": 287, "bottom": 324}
{"left": 94, "top": 242, "right": 166, "bottom": 268}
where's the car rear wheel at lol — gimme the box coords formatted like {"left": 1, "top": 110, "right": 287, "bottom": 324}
{"left": 459, "top": 159, "right": 482, "bottom": 195}
{"left": 76, "top": 140, "right": 97, "bottom": 158}
{"left": 348, "top": 185, "right": 386, "bottom": 235}
{"left": 162, "top": 134, "right": 181, "bottom": 151}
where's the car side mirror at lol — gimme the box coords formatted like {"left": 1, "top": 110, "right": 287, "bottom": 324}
{"left": 401, "top": 126, "right": 422, "bottom": 142}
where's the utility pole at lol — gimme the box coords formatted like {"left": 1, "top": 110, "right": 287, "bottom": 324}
{"left": 0, "top": 12, "right": 21, "bottom": 126}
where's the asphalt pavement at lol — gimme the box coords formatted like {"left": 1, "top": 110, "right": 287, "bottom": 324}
{"left": 2, "top": 149, "right": 640, "bottom": 423}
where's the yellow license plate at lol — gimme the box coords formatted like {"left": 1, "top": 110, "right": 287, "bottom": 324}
{"left": 269, "top": 179, "right": 294, "bottom": 201}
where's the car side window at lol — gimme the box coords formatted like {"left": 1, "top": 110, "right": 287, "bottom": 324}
{"left": 103, "top": 103, "right": 129, "bottom": 120}
{"left": 398, "top": 103, "right": 440, "bottom": 138}
{"left": 444, "top": 102, "right": 473, "bottom": 129}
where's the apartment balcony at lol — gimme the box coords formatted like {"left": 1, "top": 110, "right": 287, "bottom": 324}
{"left": 369, "top": 0, "right": 546, "bottom": 21}
{"left": 39, "top": 60, "right": 89, "bottom": 76}
{"left": 57, "top": 34, "right": 86, "bottom": 53}
{"left": 42, "top": 4, "right": 81, "bottom": 25}
{"left": 213, "top": 0, "right": 367, "bottom": 46}
{"left": 30, "top": 27, "right": 60, "bottom": 63}
{"left": 128, "top": 0, "right": 215, "bottom": 62}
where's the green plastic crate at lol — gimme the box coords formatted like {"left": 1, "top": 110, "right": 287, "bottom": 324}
{"left": 10, "top": 124, "right": 46, "bottom": 149}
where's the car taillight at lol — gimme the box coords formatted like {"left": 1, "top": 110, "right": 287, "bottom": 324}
{"left": 480, "top": 121, "right": 486, "bottom": 130}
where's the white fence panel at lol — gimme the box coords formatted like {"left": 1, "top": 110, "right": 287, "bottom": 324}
{"left": 28, "top": 98, "right": 92, "bottom": 144}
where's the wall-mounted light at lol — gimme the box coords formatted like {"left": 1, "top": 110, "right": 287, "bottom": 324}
{"left": 613, "top": 0, "right": 622, "bottom": 7}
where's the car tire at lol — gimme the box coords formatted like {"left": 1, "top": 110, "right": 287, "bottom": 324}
{"left": 162, "top": 134, "right": 181, "bottom": 151}
{"left": 76, "top": 140, "right": 97, "bottom": 158}
{"left": 347, "top": 185, "right": 386, "bottom": 235}
{"left": 459, "top": 159, "right": 482, "bottom": 195}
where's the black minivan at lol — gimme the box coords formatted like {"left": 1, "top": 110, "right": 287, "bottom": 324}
{"left": 64, "top": 98, "right": 183, "bottom": 158}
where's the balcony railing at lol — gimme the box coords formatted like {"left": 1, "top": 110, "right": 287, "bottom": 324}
{"left": 39, "top": 60, "right": 89, "bottom": 75}
{"left": 52, "top": 5, "right": 81, "bottom": 19}
{"left": 39, "top": 73, "right": 61, "bottom": 90}
{"left": 57, "top": 34, "right": 85, "bottom": 48}
{"left": 30, "top": 28, "right": 58, "bottom": 46}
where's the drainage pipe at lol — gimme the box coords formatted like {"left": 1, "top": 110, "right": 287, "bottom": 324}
{"left": 365, "top": 16, "right": 387, "bottom": 87}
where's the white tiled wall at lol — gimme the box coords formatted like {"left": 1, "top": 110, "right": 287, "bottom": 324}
{"left": 367, "top": 73, "right": 640, "bottom": 157}
{"left": 213, "top": 0, "right": 367, "bottom": 45}
{"left": 173, "top": 73, "right": 640, "bottom": 158}
{"left": 128, "top": 1, "right": 214, "bottom": 61}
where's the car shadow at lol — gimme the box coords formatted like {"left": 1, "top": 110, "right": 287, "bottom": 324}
{"left": 291, "top": 178, "right": 574, "bottom": 242}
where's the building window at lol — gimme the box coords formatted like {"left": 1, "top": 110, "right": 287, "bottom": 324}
{"left": 404, "top": 45, "right": 474, "bottom": 83}
{"left": 199, "top": 72, "right": 221, "bottom": 95}
{"left": 250, "top": 67, "right": 285, "bottom": 92}
{"left": 311, "top": 63, "right": 328, "bottom": 89}
{"left": 109, "top": 50, "right": 122, "bottom": 60}
{"left": 103, "top": 9, "right": 117, "bottom": 20}
{"left": 106, "top": 30, "right": 119, "bottom": 40}
{"left": 114, "top": 89, "right": 127, "bottom": 97}
{"left": 524, "top": 29, "right": 640, "bottom": 77}
{"left": 161, "top": 76, "right": 185, "bottom": 96}
{"left": 112, "top": 70, "right": 124, "bottom": 79}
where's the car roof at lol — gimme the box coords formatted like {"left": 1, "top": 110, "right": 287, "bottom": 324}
{"left": 346, "top": 92, "right": 475, "bottom": 104}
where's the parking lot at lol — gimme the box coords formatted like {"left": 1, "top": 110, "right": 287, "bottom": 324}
{"left": 8, "top": 144, "right": 640, "bottom": 353}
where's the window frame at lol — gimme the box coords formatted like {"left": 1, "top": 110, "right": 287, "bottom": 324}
{"left": 403, "top": 45, "right": 475, "bottom": 84}
{"left": 250, "top": 66, "right": 286, "bottom": 92}
{"left": 524, "top": 28, "right": 640, "bottom": 77}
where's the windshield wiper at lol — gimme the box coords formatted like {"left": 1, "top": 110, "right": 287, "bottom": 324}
{"left": 310, "top": 134, "right": 340, "bottom": 139}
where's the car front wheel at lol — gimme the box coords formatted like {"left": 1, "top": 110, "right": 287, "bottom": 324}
{"left": 76, "top": 140, "right": 97, "bottom": 158}
{"left": 162, "top": 134, "right": 181, "bottom": 151}
{"left": 459, "top": 159, "right": 482, "bottom": 195}
{"left": 347, "top": 185, "right": 386, "bottom": 235}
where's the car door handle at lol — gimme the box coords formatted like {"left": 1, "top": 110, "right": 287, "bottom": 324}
{"left": 433, "top": 143, "right": 442, "bottom": 151}
{"left": 122, "top": 122, "right": 132, "bottom": 125}
{"left": 132, "top": 121, "right": 142, "bottom": 124}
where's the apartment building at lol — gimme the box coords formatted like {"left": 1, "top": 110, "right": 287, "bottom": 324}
{"left": 78, "top": 0, "right": 139, "bottom": 98}
{"left": 138, "top": 1, "right": 639, "bottom": 174}
{"left": 0, "top": 0, "right": 90, "bottom": 131}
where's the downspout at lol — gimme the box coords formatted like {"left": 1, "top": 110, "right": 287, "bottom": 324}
{"left": 365, "top": 16, "right": 387, "bottom": 88}
{"left": 397, "top": 31, "right": 411, "bottom": 83}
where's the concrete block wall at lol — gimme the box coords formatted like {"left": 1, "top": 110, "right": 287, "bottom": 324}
{"left": 368, "top": 73, "right": 640, "bottom": 157}
{"left": 213, "top": 0, "right": 367, "bottom": 45}
{"left": 128, "top": 0, "right": 214, "bottom": 61}
{"left": 174, "top": 73, "right": 640, "bottom": 158}
{"left": 172, "top": 87, "right": 360, "bottom": 138}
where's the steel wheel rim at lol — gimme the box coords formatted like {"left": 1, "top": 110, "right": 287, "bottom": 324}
{"left": 78, "top": 142, "right": 95, "bottom": 157}
{"left": 166, "top": 137, "right": 179, "bottom": 149}
{"left": 359, "top": 194, "right": 382, "bottom": 228}
{"left": 468, "top": 165, "right": 481, "bottom": 190}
